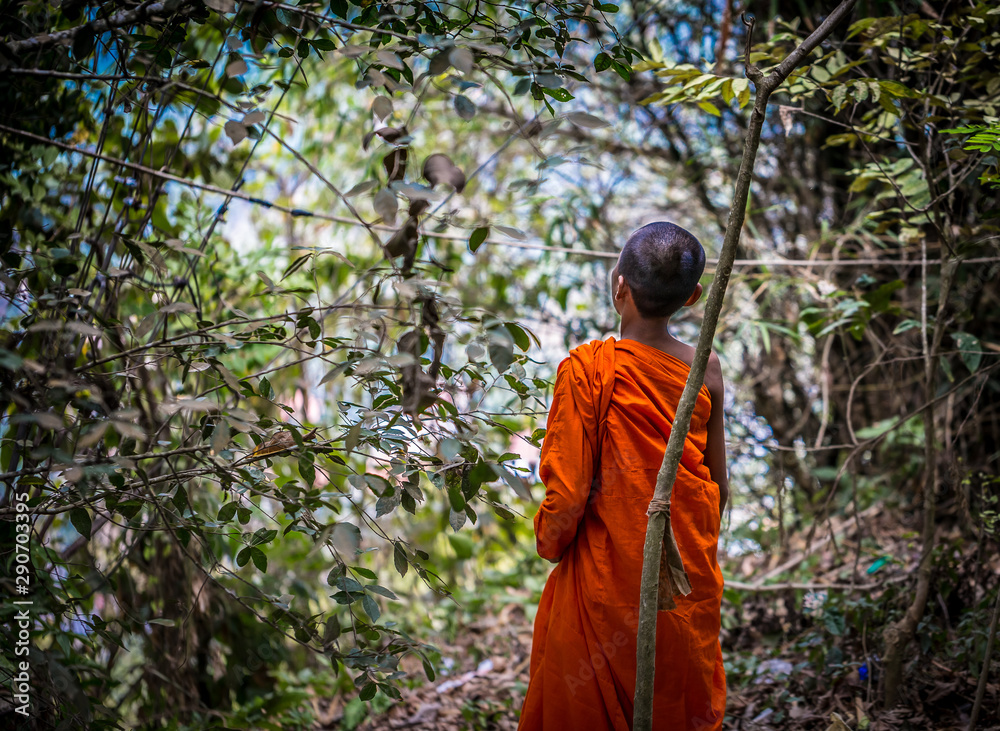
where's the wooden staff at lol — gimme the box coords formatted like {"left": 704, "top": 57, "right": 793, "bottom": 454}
{"left": 633, "top": 3, "right": 859, "bottom": 728}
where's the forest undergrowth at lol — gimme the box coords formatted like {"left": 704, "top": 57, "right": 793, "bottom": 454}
{"left": 315, "top": 499, "right": 1000, "bottom": 731}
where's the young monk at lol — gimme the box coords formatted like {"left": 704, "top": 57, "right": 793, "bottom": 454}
{"left": 518, "top": 221, "right": 729, "bottom": 731}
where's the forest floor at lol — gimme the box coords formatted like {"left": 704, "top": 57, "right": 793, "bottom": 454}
{"left": 310, "top": 505, "right": 1000, "bottom": 731}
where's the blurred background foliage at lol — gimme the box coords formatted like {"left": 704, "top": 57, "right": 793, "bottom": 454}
{"left": 1, "top": 0, "right": 998, "bottom": 727}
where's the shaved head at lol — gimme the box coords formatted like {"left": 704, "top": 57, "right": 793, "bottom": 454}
{"left": 616, "top": 222, "right": 706, "bottom": 318}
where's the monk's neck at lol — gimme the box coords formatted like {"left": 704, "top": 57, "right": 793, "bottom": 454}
{"left": 619, "top": 316, "right": 677, "bottom": 349}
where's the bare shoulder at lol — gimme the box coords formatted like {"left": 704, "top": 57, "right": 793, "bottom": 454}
{"left": 703, "top": 351, "right": 725, "bottom": 396}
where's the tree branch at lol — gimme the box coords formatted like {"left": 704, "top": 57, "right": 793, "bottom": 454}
{"left": 2, "top": 0, "right": 196, "bottom": 56}
{"left": 763, "top": 0, "right": 858, "bottom": 90}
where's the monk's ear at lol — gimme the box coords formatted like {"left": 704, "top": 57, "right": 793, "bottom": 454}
{"left": 684, "top": 283, "right": 703, "bottom": 307}
{"left": 615, "top": 275, "right": 630, "bottom": 303}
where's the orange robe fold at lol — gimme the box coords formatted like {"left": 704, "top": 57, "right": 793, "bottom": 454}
{"left": 519, "top": 336, "right": 726, "bottom": 731}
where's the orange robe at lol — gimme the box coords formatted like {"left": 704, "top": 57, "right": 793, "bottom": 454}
{"left": 519, "top": 336, "right": 726, "bottom": 731}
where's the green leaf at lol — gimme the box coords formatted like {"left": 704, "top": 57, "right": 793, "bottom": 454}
{"left": 853, "top": 80, "right": 869, "bottom": 103}
{"left": 70, "top": 507, "right": 92, "bottom": 539}
{"left": 236, "top": 547, "right": 251, "bottom": 567}
{"left": 172, "top": 484, "right": 189, "bottom": 513}
{"left": 611, "top": 60, "right": 631, "bottom": 81}
{"left": 359, "top": 682, "right": 377, "bottom": 701}
{"left": 505, "top": 322, "right": 532, "bottom": 351}
{"left": 334, "top": 576, "right": 364, "bottom": 593}
{"left": 251, "top": 528, "right": 277, "bottom": 545}
{"left": 362, "top": 594, "right": 381, "bottom": 622}
{"left": 855, "top": 417, "right": 897, "bottom": 440}
{"left": 217, "top": 501, "right": 238, "bottom": 522}
{"left": 421, "top": 656, "right": 436, "bottom": 681}
{"left": 878, "top": 80, "right": 919, "bottom": 98}
{"left": 566, "top": 112, "right": 609, "bottom": 129}
{"left": 467, "top": 460, "right": 496, "bottom": 491}
{"left": 831, "top": 84, "right": 848, "bottom": 111}
{"left": 542, "top": 87, "right": 574, "bottom": 102}
{"left": 469, "top": 226, "right": 489, "bottom": 252}
{"left": 721, "top": 79, "right": 735, "bottom": 105}
{"left": 324, "top": 614, "right": 341, "bottom": 643}
{"left": 847, "top": 17, "right": 877, "bottom": 38}
{"left": 735, "top": 78, "right": 751, "bottom": 107}
{"left": 454, "top": 94, "right": 476, "bottom": 120}
{"left": 493, "top": 504, "right": 516, "bottom": 521}
{"left": 375, "top": 491, "right": 400, "bottom": 517}
{"left": 448, "top": 483, "right": 466, "bottom": 512}
{"left": 811, "top": 65, "right": 831, "bottom": 83}
{"left": 393, "top": 544, "right": 408, "bottom": 577}
{"left": 498, "top": 464, "right": 531, "bottom": 500}
{"left": 366, "top": 584, "right": 397, "bottom": 600}
{"left": 951, "top": 331, "right": 982, "bottom": 373}
{"left": 298, "top": 455, "right": 316, "bottom": 486}
{"left": 940, "top": 126, "right": 984, "bottom": 135}
{"left": 892, "top": 319, "right": 920, "bottom": 335}
{"left": 594, "top": 52, "right": 612, "bottom": 72}
{"left": 250, "top": 547, "right": 267, "bottom": 572}
{"left": 488, "top": 328, "right": 515, "bottom": 372}
{"left": 863, "top": 279, "right": 904, "bottom": 312}
{"left": 697, "top": 100, "right": 721, "bottom": 116}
